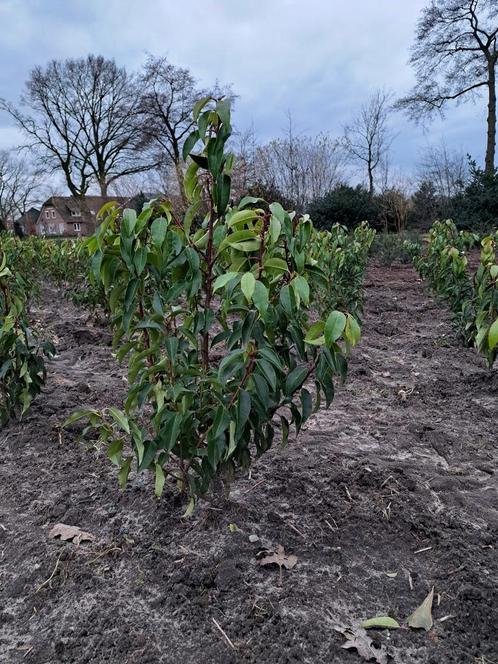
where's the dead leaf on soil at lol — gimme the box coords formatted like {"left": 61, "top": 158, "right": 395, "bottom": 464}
{"left": 337, "top": 627, "right": 388, "bottom": 664}
{"left": 258, "top": 544, "right": 297, "bottom": 570}
{"left": 407, "top": 586, "right": 434, "bottom": 631}
{"left": 49, "top": 523, "right": 95, "bottom": 545}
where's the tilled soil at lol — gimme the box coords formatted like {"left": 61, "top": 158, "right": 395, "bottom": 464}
{"left": 0, "top": 264, "right": 497, "bottom": 664}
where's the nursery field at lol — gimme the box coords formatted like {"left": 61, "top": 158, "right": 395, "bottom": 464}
{"left": 1, "top": 260, "right": 497, "bottom": 664}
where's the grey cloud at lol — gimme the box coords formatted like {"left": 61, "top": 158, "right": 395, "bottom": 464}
{"left": 0, "top": 0, "right": 487, "bottom": 173}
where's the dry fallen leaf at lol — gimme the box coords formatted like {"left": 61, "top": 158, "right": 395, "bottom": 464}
{"left": 49, "top": 523, "right": 95, "bottom": 545}
{"left": 258, "top": 544, "right": 297, "bottom": 570}
{"left": 407, "top": 586, "right": 434, "bottom": 631}
{"left": 339, "top": 627, "right": 388, "bottom": 664}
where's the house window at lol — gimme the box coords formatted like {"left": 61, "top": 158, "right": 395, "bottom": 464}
{"left": 51, "top": 209, "right": 56, "bottom": 218}
{"left": 71, "top": 210, "right": 81, "bottom": 217}
{"left": 73, "top": 222, "right": 81, "bottom": 232}
{"left": 45, "top": 210, "right": 50, "bottom": 218}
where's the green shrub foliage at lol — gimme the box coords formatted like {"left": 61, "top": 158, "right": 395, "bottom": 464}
{"left": 66, "top": 98, "right": 363, "bottom": 504}
{"left": 0, "top": 247, "right": 54, "bottom": 424}
{"left": 310, "top": 222, "right": 375, "bottom": 320}
{"left": 409, "top": 220, "right": 498, "bottom": 366}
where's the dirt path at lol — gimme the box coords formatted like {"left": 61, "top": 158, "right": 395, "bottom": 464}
{"left": 1, "top": 264, "right": 497, "bottom": 664}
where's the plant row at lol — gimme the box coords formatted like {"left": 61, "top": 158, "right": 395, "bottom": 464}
{"left": 0, "top": 247, "right": 54, "bottom": 424}
{"left": 405, "top": 220, "right": 498, "bottom": 367}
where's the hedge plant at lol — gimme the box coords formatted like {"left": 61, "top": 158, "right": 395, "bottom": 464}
{"left": 66, "top": 97, "right": 361, "bottom": 506}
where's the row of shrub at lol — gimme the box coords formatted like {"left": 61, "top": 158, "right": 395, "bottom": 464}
{"left": 305, "top": 161, "right": 498, "bottom": 234}
{"left": 405, "top": 220, "right": 498, "bottom": 367}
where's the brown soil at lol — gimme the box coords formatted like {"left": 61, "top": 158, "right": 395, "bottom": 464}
{"left": 1, "top": 264, "right": 497, "bottom": 664}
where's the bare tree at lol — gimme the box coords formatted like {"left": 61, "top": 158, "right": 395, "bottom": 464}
{"left": 1, "top": 55, "right": 155, "bottom": 199}
{"left": 253, "top": 115, "right": 346, "bottom": 210}
{"left": 230, "top": 125, "right": 259, "bottom": 200}
{"left": 140, "top": 55, "right": 220, "bottom": 208}
{"left": 397, "top": 0, "right": 498, "bottom": 175}
{"left": 378, "top": 188, "right": 411, "bottom": 233}
{"left": 0, "top": 151, "right": 40, "bottom": 231}
{"left": 418, "top": 143, "right": 468, "bottom": 201}
{"left": 343, "top": 90, "right": 394, "bottom": 196}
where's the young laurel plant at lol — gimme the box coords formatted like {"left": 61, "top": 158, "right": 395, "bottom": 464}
{"left": 66, "top": 97, "right": 360, "bottom": 508}
{"left": 0, "top": 250, "right": 54, "bottom": 424}
{"left": 474, "top": 234, "right": 498, "bottom": 367}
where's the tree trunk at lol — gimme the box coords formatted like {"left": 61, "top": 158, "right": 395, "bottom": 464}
{"left": 485, "top": 59, "right": 496, "bottom": 176}
{"left": 99, "top": 180, "right": 108, "bottom": 197}
{"left": 367, "top": 148, "right": 374, "bottom": 197}
{"left": 175, "top": 159, "right": 188, "bottom": 210}
{"left": 367, "top": 163, "right": 374, "bottom": 197}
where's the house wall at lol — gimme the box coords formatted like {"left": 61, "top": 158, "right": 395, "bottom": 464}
{"left": 35, "top": 205, "right": 92, "bottom": 237}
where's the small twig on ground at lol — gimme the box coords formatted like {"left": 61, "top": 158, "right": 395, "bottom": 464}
{"left": 212, "top": 617, "right": 236, "bottom": 650}
{"left": 87, "top": 546, "right": 122, "bottom": 565}
{"left": 242, "top": 478, "right": 266, "bottom": 494}
{"left": 447, "top": 564, "right": 465, "bottom": 576}
{"left": 414, "top": 546, "right": 432, "bottom": 554}
{"left": 285, "top": 520, "right": 306, "bottom": 539}
{"left": 325, "top": 518, "right": 338, "bottom": 532}
{"left": 179, "top": 544, "right": 203, "bottom": 558}
{"left": 35, "top": 548, "right": 65, "bottom": 593}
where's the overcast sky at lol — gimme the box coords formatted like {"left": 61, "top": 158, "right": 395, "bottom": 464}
{"left": 0, "top": 0, "right": 488, "bottom": 186}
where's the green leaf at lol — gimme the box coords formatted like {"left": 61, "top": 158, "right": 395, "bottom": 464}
{"left": 219, "top": 229, "right": 258, "bottom": 251}
{"left": 218, "top": 349, "right": 245, "bottom": 383}
{"left": 238, "top": 195, "right": 262, "bottom": 208}
{"left": 158, "top": 412, "right": 182, "bottom": 451}
{"left": 362, "top": 617, "right": 400, "bottom": 630}
{"left": 253, "top": 281, "right": 269, "bottom": 316}
{"left": 269, "top": 216, "right": 281, "bottom": 244}
{"left": 257, "top": 359, "right": 277, "bottom": 391}
{"left": 305, "top": 321, "right": 325, "bottom": 346}
{"left": 118, "top": 457, "right": 132, "bottom": 489}
{"left": 258, "top": 347, "right": 284, "bottom": 371}
{"left": 280, "top": 284, "right": 295, "bottom": 317}
{"left": 269, "top": 202, "right": 286, "bottom": 223}
{"left": 182, "top": 497, "right": 196, "bottom": 518}
{"left": 193, "top": 96, "right": 211, "bottom": 121}
{"left": 488, "top": 318, "right": 498, "bottom": 350}
{"left": 324, "top": 311, "right": 347, "bottom": 347}
{"left": 107, "top": 439, "right": 123, "bottom": 466}
{"left": 241, "top": 272, "right": 256, "bottom": 302}
{"left": 122, "top": 209, "right": 137, "bottom": 235}
{"left": 227, "top": 209, "right": 259, "bottom": 228}
{"left": 151, "top": 217, "right": 167, "bottom": 246}
{"left": 292, "top": 275, "right": 310, "bottom": 305}
{"left": 236, "top": 389, "right": 251, "bottom": 433}
{"left": 63, "top": 409, "right": 96, "bottom": 428}
{"left": 264, "top": 257, "right": 288, "bottom": 273}
{"left": 108, "top": 407, "right": 130, "bottom": 434}
{"left": 155, "top": 464, "right": 166, "bottom": 498}
{"left": 345, "top": 314, "right": 361, "bottom": 347}
{"left": 300, "top": 387, "right": 312, "bottom": 422}
{"left": 182, "top": 130, "right": 200, "bottom": 161}
{"left": 285, "top": 365, "right": 308, "bottom": 396}
{"left": 280, "top": 415, "right": 290, "bottom": 447}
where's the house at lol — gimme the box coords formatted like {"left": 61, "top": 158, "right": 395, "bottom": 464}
{"left": 13, "top": 207, "right": 40, "bottom": 236}
{"left": 35, "top": 196, "right": 128, "bottom": 237}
